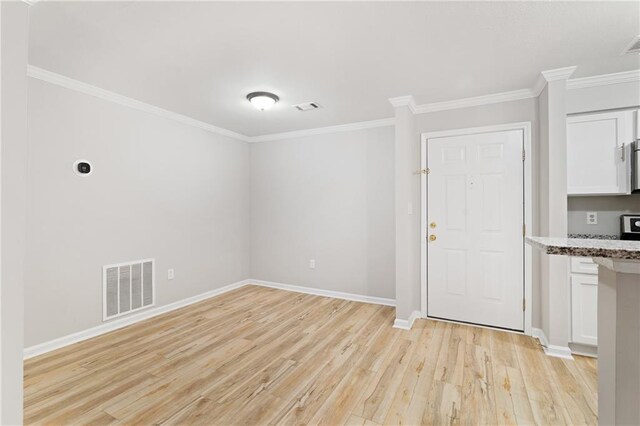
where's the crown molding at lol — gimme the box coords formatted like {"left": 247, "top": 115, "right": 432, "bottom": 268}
{"left": 28, "top": 65, "right": 394, "bottom": 143}
{"left": 388, "top": 95, "right": 417, "bottom": 113}
{"left": 20, "top": 0, "right": 40, "bottom": 5}
{"left": 27, "top": 65, "right": 251, "bottom": 142}
{"left": 532, "top": 73, "right": 548, "bottom": 96}
{"left": 567, "top": 69, "right": 640, "bottom": 90}
{"left": 248, "top": 117, "right": 395, "bottom": 143}
{"left": 541, "top": 66, "right": 577, "bottom": 82}
{"left": 413, "top": 87, "right": 537, "bottom": 114}
{"left": 29, "top": 64, "right": 640, "bottom": 142}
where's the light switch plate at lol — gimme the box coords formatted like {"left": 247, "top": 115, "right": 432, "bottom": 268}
{"left": 168, "top": 269, "right": 175, "bottom": 280}
{"left": 586, "top": 212, "right": 598, "bottom": 225}
{"left": 309, "top": 259, "right": 316, "bottom": 269}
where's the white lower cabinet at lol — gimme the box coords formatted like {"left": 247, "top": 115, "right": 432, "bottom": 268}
{"left": 570, "top": 257, "right": 598, "bottom": 346}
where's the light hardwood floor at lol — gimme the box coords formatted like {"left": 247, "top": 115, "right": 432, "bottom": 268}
{"left": 24, "top": 285, "right": 597, "bottom": 425}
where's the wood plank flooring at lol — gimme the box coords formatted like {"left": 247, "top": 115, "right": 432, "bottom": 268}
{"left": 24, "top": 285, "right": 598, "bottom": 425}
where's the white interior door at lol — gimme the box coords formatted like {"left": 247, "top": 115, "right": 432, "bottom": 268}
{"left": 427, "top": 129, "right": 524, "bottom": 331}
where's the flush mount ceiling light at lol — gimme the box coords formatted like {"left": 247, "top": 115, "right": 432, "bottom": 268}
{"left": 247, "top": 91, "right": 279, "bottom": 110}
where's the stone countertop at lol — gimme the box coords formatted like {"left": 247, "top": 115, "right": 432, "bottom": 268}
{"left": 567, "top": 233, "right": 618, "bottom": 240}
{"left": 526, "top": 236, "right": 640, "bottom": 260}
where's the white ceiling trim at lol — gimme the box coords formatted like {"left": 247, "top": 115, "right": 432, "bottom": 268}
{"left": 388, "top": 96, "right": 417, "bottom": 113}
{"left": 412, "top": 87, "right": 537, "bottom": 114}
{"left": 27, "top": 65, "right": 251, "bottom": 142}
{"left": 27, "top": 65, "right": 639, "bottom": 142}
{"left": 249, "top": 117, "right": 396, "bottom": 143}
{"left": 567, "top": 69, "right": 640, "bottom": 90}
{"left": 541, "top": 66, "right": 577, "bottom": 82}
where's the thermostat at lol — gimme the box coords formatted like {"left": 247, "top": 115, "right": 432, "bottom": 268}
{"left": 73, "top": 159, "right": 92, "bottom": 176}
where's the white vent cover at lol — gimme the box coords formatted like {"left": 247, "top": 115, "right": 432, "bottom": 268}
{"left": 293, "top": 102, "right": 322, "bottom": 111}
{"left": 623, "top": 35, "right": 640, "bottom": 55}
{"left": 103, "top": 259, "right": 154, "bottom": 321}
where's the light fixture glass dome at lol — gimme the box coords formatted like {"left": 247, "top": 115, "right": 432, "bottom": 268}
{"left": 247, "top": 91, "right": 279, "bottom": 111}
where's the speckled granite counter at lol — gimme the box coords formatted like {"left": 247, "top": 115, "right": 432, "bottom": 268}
{"left": 526, "top": 236, "right": 640, "bottom": 260}
{"left": 567, "top": 233, "right": 618, "bottom": 240}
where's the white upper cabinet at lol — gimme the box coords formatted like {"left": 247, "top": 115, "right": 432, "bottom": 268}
{"left": 567, "top": 110, "right": 636, "bottom": 196}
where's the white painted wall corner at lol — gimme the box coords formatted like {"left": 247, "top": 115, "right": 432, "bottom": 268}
{"left": 532, "top": 327, "right": 574, "bottom": 360}
{"left": 393, "top": 310, "right": 421, "bottom": 330}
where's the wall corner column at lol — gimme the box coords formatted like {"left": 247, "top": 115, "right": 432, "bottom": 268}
{"left": 389, "top": 96, "right": 420, "bottom": 327}
{"left": 1, "top": 1, "right": 29, "bottom": 423}
{"left": 537, "top": 66, "right": 575, "bottom": 357}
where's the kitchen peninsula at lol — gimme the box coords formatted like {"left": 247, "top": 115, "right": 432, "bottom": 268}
{"left": 527, "top": 236, "right": 640, "bottom": 425}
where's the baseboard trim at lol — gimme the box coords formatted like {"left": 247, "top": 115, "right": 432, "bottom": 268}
{"left": 24, "top": 279, "right": 251, "bottom": 359}
{"left": 532, "top": 327, "right": 574, "bottom": 360}
{"left": 393, "top": 310, "right": 421, "bottom": 330}
{"left": 25, "top": 279, "right": 396, "bottom": 359}
{"left": 249, "top": 280, "right": 396, "bottom": 307}
{"left": 569, "top": 342, "right": 598, "bottom": 358}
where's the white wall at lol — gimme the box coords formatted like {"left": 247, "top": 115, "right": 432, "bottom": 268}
{"left": 250, "top": 126, "right": 395, "bottom": 300}
{"left": 25, "top": 79, "right": 251, "bottom": 347}
{"left": 1, "top": 2, "right": 29, "bottom": 423}
{"left": 414, "top": 98, "right": 541, "bottom": 328}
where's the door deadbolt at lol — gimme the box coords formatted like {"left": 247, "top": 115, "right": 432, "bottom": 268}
{"left": 430, "top": 222, "right": 437, "bottom": 229}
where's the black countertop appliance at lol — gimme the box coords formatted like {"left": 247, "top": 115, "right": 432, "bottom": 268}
{"left": 620, "top": 214, "right": 640, "bottom": 240}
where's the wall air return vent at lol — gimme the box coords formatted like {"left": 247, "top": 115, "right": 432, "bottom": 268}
{"left": 293, "top": 102, "right": 322, "bottom": 112}
{"left": 103, "top": 259, "right": 154, "bottom": 321}
{"left": 623, "top": 35, "right": 640, "bottom": 55}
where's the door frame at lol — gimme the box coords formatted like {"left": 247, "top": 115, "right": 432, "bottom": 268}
{"left": 420, "top": 121, "right": 533, "bottom": 335}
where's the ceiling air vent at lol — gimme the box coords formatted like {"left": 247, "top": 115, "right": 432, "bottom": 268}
{"left": 622, "top": 35, "right": 640, "bottom": 55}
{"left": 293, "top": 102, "right": 322, "bottom": 112}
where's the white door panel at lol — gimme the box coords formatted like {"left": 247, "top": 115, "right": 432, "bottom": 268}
{"left": 427, "top": 129, "right": 524, "bottom": 331}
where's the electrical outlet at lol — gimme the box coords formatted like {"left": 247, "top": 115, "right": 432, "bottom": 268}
{"left": 168, "top": 269, "right": 175, "bottom": 280}
{"left": 309, "top": 259, "right": 316, "bottom": 269}
{"left": 586, "top": 212, "right": 598, "bottom": 225}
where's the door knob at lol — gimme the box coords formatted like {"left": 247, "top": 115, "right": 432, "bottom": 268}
{"left": 429, "top": 235, "right": 437, "bottom": 242}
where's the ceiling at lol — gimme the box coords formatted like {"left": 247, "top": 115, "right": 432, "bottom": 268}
{"left": 29, "top": 1, "right": 640, "bottom": 137}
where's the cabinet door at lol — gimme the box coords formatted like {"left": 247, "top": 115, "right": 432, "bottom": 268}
{"left": 567, "top": 110, "right": 634, "bottom": 195}
{"left": 571, "top": 274, "right": 598, "bottom": 346}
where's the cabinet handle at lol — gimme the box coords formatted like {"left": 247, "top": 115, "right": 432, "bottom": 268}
{"left": 620, "top": 144, "right": 626, "bottom": 162}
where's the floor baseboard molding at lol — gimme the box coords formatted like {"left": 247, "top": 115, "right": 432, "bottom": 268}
{"left": 569, "top": 342, "right": 598, "bottom": 358}
{"left": 24, "top": 279, "right": 251, "bottom": 359}
{"left": 249, "top": 279, "right": 396, "bottom": 307}
{"left": 25, "top": 278, "right": 396, "bottom": 359}
{"left": 393, "top": 310, "right": 421, "bottom": 330}
{"left": 532, "top": 327, "right": 574, "bottom": 360}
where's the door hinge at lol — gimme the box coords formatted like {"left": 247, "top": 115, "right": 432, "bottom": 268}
{"left": 414, "top": 168, "right": 430, "bottom": 175}
{"left": 522, "top": 149, "right": 526, "bottom": 162}
{"left": 523, "top": 299, "right": 526, "bottom": 311}
{"left": 523, "top": 224, "right": 526, "bottom": 237}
